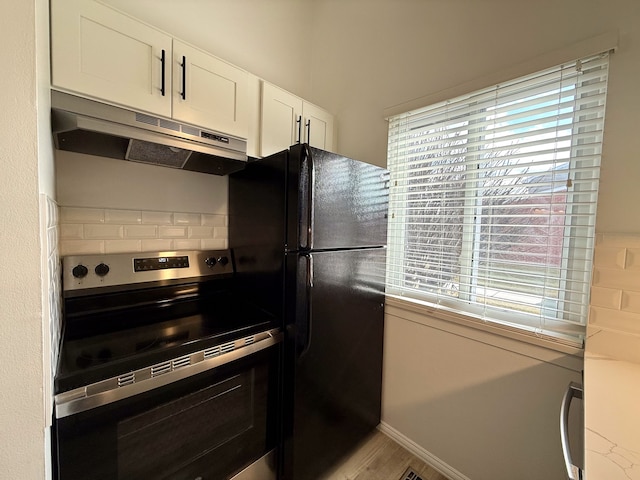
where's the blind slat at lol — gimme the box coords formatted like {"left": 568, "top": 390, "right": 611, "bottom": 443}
{"left": 386, "top": 52, "right": 610, "bottom": 346}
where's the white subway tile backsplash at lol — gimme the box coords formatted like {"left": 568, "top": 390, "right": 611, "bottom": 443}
{"left": 61, "top": 207, "right": 105, "bottom": 224}
{"left": 174, "top": 239, "right": 201, "bottom": 251}
{"left": 588, "top": 233, "right": 640, "bottom": 351}
{"left": 201, "top": 239, "right": 226, "bottom": 250}
{"left": 141, "top": 239, "right": 173, "bottom": 251}
{"left": 124, "top": 225, "right": 158, "bottom": 239}
{"left": 590, "top": 286, "right": 622, "bottom": 310}
{"left": 598, "top": 234, "right": 640, "bottom": 248}
{"left": 105, "top": 240, "right": 142, "bottom": 254}
{"left": 214, "top": 227, "right": 228, "bottom": 239}
{"left": 48, "top": 226, "right": 58, "bottom": 253}
{"left": 201, "top": 214, "right": 226, "bottom": 227}
{"left": 59, "top": 207, "right": 228, "bottom": 256}
{"left": 159, "top": 226, "right": 188, "bottom": 238}
{"left": 60, "top": 224, "right": 84, "bottom": 240}
{"left": 594, "top": 246, "right": 626, "bottom": 269}
{"left": 60, "top": 240, "right": 105, "bottom": 256}
{"left": 188, "top": 226, "right": 214, "bottom": 239}
{"left": 621, "top": 291, "right": 640, "bottom": 314}
{"left": 173, "top": 213, "right": 201, "bottom": 226}
{"left": 590, "top": 306, "right": 640, "bottom": 336}
{"left": 592, "top": 268, "right": 640, "bottom": 291}
{"left": 141, "top": 211, "right": 173, "bottom": 225}
{"left": 42, "top": 194, "right": 61, "bottom": 415}
{"left": 625, "top": 249, "right": 640, "bottom": 270}
{"left": 84, "top": 224, "right": 124, "bottom": 240}
{"left": 47, "top": 197, "right": 58, "bottom": 228}
{"left": 105, "top": 209, "right": 142, "bottom": 224}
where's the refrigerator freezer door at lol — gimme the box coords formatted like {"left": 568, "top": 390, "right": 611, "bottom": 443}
{"left": 283, "top": 247, "right": 386, "bottom": 480}
{"left": 293, "top": 144, "right": 389, "bottom": 251}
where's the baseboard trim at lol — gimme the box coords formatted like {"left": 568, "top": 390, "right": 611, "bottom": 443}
{"left": 378, "top": 422, "right": 470, "bottom": 480}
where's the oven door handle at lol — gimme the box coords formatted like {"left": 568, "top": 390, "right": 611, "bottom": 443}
{"left": 55, "top": 329, "right": 283, "bottom": 419}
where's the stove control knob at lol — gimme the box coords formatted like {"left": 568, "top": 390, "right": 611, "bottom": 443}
{"left": 95, "top": 263, "right": 110, "bottom": 277}
{"left": 72, "top": 264, "right": 88, "bottom": 278}
{"left": 217, "top": 256, "right": 229, "bottom": 266}
{"left": 205, "top": 257, "right": 217, "bottom": 268}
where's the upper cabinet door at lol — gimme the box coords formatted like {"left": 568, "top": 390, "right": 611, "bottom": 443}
{"left": 172, "top": 40, "right": 249, "bottom": 139}
{"left": 260, "top": 82, "right": 303, "bottom": 157}
{"left": 50, "top": 0, "right": 172, "bottom": 117}
{"left": 303, "top": 103, "right": 335, "bottom": 152}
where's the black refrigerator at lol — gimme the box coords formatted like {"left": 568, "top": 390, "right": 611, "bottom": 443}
{"left": 229, "top": 144, "right": 389, "bottom": 480}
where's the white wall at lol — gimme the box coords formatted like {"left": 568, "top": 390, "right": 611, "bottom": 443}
{"left": 0, "top": 0, "right": 53, "bottom": 478}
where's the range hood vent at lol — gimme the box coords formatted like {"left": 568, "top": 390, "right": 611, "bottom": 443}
{"left": 51, "top": 90, "right": 248, "bottom": 176}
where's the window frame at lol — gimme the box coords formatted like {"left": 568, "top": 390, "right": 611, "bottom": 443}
{"left": 386, "top": 53, "right": 611, "bottom": 348}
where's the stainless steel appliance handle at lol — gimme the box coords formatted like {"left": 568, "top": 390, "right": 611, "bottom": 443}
{"left": 560, "top": 381, "right": 583, "bottom": 480}
{"left": 55, "top": 329, "right": 282, "bottom": 419}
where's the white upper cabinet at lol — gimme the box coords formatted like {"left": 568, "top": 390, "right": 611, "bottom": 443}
{"left": 260, "top": 82, "right": 303, "bottom": 157}
{"left": 172, "top": 40, "right": 248, "bottom": 139}
{"left": 260, "top": 82, "right": 335, "bottom": 157}
{"left": 50, "top": 0, "right": 332, "bottom": 151}
{"left": 50, "top": 0, "right": 172, "bottom": 117}
{"left": 302, "top": 102, "right": 334, "bottom": 153}
{"left": 50, "top": 0, "right": 249, "bottom": 139}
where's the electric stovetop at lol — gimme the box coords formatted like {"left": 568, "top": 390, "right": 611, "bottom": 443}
{"left": 56, "top": 250, "right": 279, "bottom": 394}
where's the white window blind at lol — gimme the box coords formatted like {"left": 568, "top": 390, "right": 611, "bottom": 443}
{"left": 387, "top": 52, "right": 610, "bottom": 347}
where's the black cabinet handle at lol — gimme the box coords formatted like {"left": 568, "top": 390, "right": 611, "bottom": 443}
{"left": 160, "top": 49, "right": 166, "bottom": 96}
{"left": 305, "top": 119, "right": 311, "bottom": 143}
{"left": 296, "top": 115, "right": 302, "bottom": 144}
{"left": 181, "top": 55, "right": 186, "bottom": 100}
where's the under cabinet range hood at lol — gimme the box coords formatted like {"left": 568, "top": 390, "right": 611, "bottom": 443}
{"left": 51, "top": 91, "right": 248, "bottom": 176}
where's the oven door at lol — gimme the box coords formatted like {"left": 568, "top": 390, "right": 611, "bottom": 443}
{"left": 53, "top": 334, "right": 281, "bottom": 480}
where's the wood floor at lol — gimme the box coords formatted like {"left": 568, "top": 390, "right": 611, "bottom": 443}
{"left": 318, "top": 430, "right": 451, "bottom": 480}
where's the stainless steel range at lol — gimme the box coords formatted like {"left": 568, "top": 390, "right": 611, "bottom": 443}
{"left": 53, "top": 250, "right": 282, "bottom": 480}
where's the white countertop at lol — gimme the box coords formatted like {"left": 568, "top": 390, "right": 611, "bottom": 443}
{"left": 584, "top": 327, "right": 640, "bottom": 479}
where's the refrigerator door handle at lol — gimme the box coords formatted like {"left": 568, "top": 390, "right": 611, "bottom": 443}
{"left": 299, "top": 144, "right": 314, "bottom": 250}
{"left": 560, "top": 381, "right": 583, "bottom": 480}
{"left": 298, "top": 253, "right": 313, "bottom": 359}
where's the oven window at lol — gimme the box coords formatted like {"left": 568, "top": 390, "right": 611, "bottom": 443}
{"left": 54, "top": 347, "right": 279, "bottom": 480}
{"left": 118, "top": 371, "right": 254, "bottom": 479}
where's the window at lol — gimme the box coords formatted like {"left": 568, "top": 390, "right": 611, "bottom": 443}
{"left": 386, "top": 53, "right": 610, "bottom": 347}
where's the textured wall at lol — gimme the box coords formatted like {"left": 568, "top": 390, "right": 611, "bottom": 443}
{"left": 0, "top": 0, "right": 47, "bottom": 478}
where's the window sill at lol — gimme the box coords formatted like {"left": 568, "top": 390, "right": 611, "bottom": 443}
{"left": 385, "top": 294, "right": 584, "bottom": 370}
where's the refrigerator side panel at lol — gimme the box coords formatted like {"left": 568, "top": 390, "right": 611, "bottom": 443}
{"left": 228, "top": 151, "right": 288, "bottom": 319}
{"left": 291, "top": 144, "right": 390, "bottom": 250}
{"left": 283, "top": 247, "right": 387, "bottom": 480}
